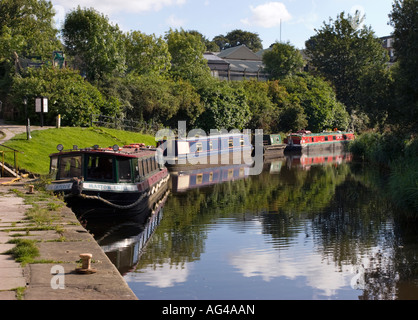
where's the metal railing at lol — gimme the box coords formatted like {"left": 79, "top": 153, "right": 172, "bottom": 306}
{"left": 0, "top": 144, "right": 23, "bottom": 177}
{"left": 90, "top": 114, "right": 162, "bottom": 134}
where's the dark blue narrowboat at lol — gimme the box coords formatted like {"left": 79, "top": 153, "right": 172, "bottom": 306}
{"left": 46, "top": 143, "right": 170, "bottom": 217}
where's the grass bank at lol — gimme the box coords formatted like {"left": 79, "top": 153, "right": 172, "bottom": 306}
{"left": 1, "top": 127, "right": 156, "bottom": 175}
{"left": 349, "top": 132, "right": 418, "bottom": 215}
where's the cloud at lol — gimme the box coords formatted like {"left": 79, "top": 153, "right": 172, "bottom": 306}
{"left": 166, "top": 14, "right": 186, "bottom": 28}
{"left": 51, "top": 0, "right": 186, "bottom": 15}
{"left": 241, "top": 2, "right": 292, "bottom": 28}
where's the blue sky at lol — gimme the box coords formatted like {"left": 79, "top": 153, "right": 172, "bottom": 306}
{"left": 51, "top": 0, "right": 395, "bottom": 49}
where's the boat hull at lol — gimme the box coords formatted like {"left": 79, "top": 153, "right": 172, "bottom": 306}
{"left": 64, "top": 174, "right": 170, "bottom": 218}
{"left": 47, "top": 170, "right": 170, "bottom": 217}
{"left": 165, "top": 149, "right": 254, "bottom": 171}
{"left": 285, "top": 140, "right": 351, "bottom": 154}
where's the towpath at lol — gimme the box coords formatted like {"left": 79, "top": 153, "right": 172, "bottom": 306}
{"left": 0, "top": 120, "right": 137, "bottom": 300}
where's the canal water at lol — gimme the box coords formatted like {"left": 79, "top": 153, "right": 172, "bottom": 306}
{"left": 85, "top": 151, "right": 418, "bottom": 300}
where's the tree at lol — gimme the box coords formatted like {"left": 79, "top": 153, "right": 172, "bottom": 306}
{"left": 281, "top": 74, "right": 350, "bottom": 132}
{"left": 196, "top": 80, "right": 251, "bottom": 131}
{"left": 305, "top": 11, "right": 389, "bottom": 114}
{"left": 62, "top": 7, "right": 126, "bottom": 81}
{"left": 389, "top": 0, "right": 418, "bottom": 131}
{"left": 124, "top": 31, "right": 171, "bottom": 75}
{"left": 8, "top": 67, "right": 114, "bottom": 126}
{"left": 263, "top": 42, "right": 305, "bottom": 79}
{"left": 165, "top": 28, "right": 211, "bottom": 83}
{"left": 213, "top": 30, "right": 263, "bottom": 52}
{"left": 0, "top": 0, "right": 61, "bottom": 63}
{"left": 0, "top": 0, "right": 61, "bottom": 100}
{"left": 236, "top": 80, "right": 277, "bottom": 133}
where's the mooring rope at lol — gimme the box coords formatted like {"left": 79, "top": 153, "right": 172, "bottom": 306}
{"left": 64, "top": 175, "right": 170, "bottom": 210}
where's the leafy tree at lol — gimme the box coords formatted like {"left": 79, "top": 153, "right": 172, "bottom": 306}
{"left": 62, "top": 6, "right": 126, "bottom": 81}
{"left": 124, "top": 74, "right": 179, "bottom": 124}
{"left": 0, "top": 0, "right": 61, "bottom": 63}
{"left": 281, "top": 74, "right": 350, "bottom": 132}
{"left": 267, "top": 80, "right": 308, "bottom": 133}
{"left": 186, "top": 30, "right": 219, "bottom": 52}
{"left": 305, "top": 11, "right": 389, "bottom": 113}
{"left": 236, "top": 80, "right": 277, "bottom": 133}
{"left": 0, "top": 0, "right": 61, "bottom": 101}
{"left": 124, "top": 31, "right": 171, "bottom": 75}
{"left": 389, "top": 0, "right": 418, "bottom": 131}
{"left": 165, "top": 28, "right": 211, "bottom": 83}
{"left": 8, "top": 67, "right": 114, "bottom": 126}
{"left": 263, "top": 42, "right": 305, "bottom": 79}
{"left": 196, "top": 80, "right": 251, "bottom": 131}
{"left": 213, "top": 30, "right": 263, "bottom": 52}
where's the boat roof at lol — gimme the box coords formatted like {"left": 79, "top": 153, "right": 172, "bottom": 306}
{"left": 289, "top": 130, "right": 354, "bottom": 136}
{"left": 167, "top": 133, "right": 250, "bottom": 142}
{"left": 49, "top": 144, "right": 157, "bottom": 159}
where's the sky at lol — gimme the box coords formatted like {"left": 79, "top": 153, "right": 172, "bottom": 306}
{"left": 50, "top": 0, "right": 395, "bottom": 49}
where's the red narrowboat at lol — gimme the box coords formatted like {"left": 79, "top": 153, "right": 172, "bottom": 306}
{"left": 284, "top": 130, "right": 355, "bottom": 152}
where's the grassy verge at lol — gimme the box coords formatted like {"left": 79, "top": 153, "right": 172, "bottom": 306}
{"left": 1, "top": 126, "right": 156, "bottom": 175}
{"left": 349, "top": 132, "right": 418, "bottom": 214}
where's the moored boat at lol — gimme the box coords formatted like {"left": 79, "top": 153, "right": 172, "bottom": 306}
{"left": 262, "top": 134, "right": 286, "bottom": 159}
{"left": 284, "top": 130, "right": 355, "bottom": 153}
{"left": 46, "top": 143, "right": 170, "bottom": 217}
{"left": 157, "top": 133, "right": 253, "bottom": 171}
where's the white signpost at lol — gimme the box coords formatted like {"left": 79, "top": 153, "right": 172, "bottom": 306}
{"left": 35, "top": 97, "right": 48, "bottom": 127}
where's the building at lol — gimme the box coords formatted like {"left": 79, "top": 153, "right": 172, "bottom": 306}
{"left": 381, "top": 36, "right": 395, "bottom": 63}
{"left": 205, "top": 45, "right": 269, "bottom": 81}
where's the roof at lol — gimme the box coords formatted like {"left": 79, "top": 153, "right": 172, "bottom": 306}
{"left": 226, "top": 59, "right": 265, "bottom": 73}
{"left": 217, "top": 45, "right": 262, "bottom": 61}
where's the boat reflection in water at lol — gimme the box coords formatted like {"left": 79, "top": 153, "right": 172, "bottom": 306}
{"left": 170, "top": 164, "right": 251, "bottom": 193}
{"left": 83, "top": 187, "right": 170, "bottom": 275}
{"left": 286, "top": 149, "right": 352, "bottom": 170}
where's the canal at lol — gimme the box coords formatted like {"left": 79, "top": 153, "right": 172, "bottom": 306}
{"left": 85, "top": 152, "right": 418, "bottom": 300}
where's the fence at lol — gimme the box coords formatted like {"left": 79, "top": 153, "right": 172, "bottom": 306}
{"left": 0, "top": 144, "right": 22, "bottom": 177}
{"left": 90, "top": 114, "right": 162, "bottom": 135}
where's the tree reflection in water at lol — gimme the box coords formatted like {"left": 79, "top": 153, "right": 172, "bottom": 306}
{"left": 97, "top": 154, "right": 418, "bottom": 299}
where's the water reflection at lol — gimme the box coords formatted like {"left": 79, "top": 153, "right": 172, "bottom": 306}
{"left": 87, "top": 150, "right": 418, "bottom": 300}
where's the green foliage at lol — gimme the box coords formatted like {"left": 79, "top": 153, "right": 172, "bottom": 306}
{"left": 6, "top": 238, "right": 39, "bottom": 266}
{"left": 165, "top": 28, "right": 211, "bottom": 83}
{"left": 305, "top": 11, "right": 390, "bottom": 114}
{"left": 124, "top": 31, "right": 171, "bottom": 75}
{"left": 214, "top": 30, "right": 263, "bottom": 52}
{"left": 0, "top": 0, "right": 61, "bottom": 63}
{"left": 263, "top": 42, "right": 305, "bottom": 79}
{"left": 350, "top": 132, "right": 418, "bottom": 212}
{"left": 389, "top": 0, "right": 418, "bottom": 132}
{"left": 237, "top": 80, "right": 276, "bottom": 133}
{"left": 8, "top": 67, "right": 116, "bottom": 126}
{"left": 62, "top": 6, "right": 126, "bottom": 81}
{"left": 281, "top": 74, "right": 350, "bottom": 132}
{"left": 196, "top": 80, "right": 251, "bottom": 131}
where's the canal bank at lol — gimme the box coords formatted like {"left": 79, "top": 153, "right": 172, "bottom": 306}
{"left": 0, "top": 179, "right": 137, "bottom": 300}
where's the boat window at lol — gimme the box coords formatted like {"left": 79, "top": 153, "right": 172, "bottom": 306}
{"left": 118, "top": 158, "right": 132, "bottom": 182}
{"left": 228, "top": 139, "right": 234, "bottom": 148}
{"left": 240, "top": 138, "right": 245, "bottom": 146}
{"left": 133, "top": 159, "right": 141, "bottom": 182}
{"left": 209, "top": 141, "right": 213, "bottom": 151}
{"left": 86, "top": 156, "right": 113, "bottom": 181}
{"left": 50, "top": 157, "right": 58, "bottom": 180}
{"left": 59, "top": 156, "right": 82, "bottom": 180}
{"left": 196, "top": 143, "right": 203, "bottom": 152}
